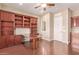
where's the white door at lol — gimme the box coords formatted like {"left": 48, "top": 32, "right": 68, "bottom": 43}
{"left": 54, "top": 13, "right": 64, "bottom": 42}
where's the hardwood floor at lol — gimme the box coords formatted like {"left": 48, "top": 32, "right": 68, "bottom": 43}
{"left": 0, "top": 39, "right": 79, "bottom": 55}
{"left": 24, "top": 39, "right": 79, "bottom": 55}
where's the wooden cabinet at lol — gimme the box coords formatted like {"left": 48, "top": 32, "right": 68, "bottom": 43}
{"left": 0, "top": 11, "right": 15, "bottom": 21}
{"left": 0, "top": 35, "right": 23, "bottom": 49}
{"left": 76, "top": 17, "right": 79, "bottom": 27}
{"left": 15, "top": 14, "right": 23, "bottom": 28}
{"left": 30, "top": 18, "right": 37, "bottom": 36}
{"left": 71, "top": 16, "right": 79, "bottom": 27}
{"left": 6, "top": 35, "right": 15, "bottom": 47}
{"left": 14, "top": 35, "right": 23, "bottom": 45}
{"left": 0, "top": 10, "right": 38, "bottom": 37}
{"left": 23, "top": 16, "right": 30, "bottom": 28}
{"left": 30, "top": 17, "right": 37, "bottom": 24}
{"left": 0, "top": 10, "right": 38, "bottom": 49}
{"left": 1, "top": 21, "right": 14, "bottom": 35}
{"left": 0, "top": 37, "right": 6, "bottom": 48}
{"left": 71, "top": 16, "right": 79, "bottom": 49}
{"left": 0, "top": 21, "right": 1, "bottom": 37}
{"left": 71, "top": 17, "right": 74, "bottom": 27}
{"left": 0, "top": 10, "right": 14, "bottom": 36}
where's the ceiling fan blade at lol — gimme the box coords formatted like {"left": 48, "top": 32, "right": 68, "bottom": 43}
{"left": 34, "top": 5, "right": 41, "bottom": 9}
{"left": 47, "top": 3, "right": 55, "bottom": 6}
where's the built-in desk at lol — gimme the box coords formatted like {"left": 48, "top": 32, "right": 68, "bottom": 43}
{"left": 30, "top": 36, "right": 39, "bottom": 49}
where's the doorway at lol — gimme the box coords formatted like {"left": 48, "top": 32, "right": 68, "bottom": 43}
{"left": 54, "top": 13, "right": 64, "bottom": 42}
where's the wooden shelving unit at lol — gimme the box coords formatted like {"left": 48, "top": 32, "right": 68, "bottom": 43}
{"left": 23, "top": 16, "right": 30, "bottom": 28}
{"left": 0, "top": 11, "right": 14, "bottom": 36}
{"left": 0, "top": 11, "right": 14, "bottom": 21}
{"left": 1, "top": 21, "right": 14, "bottom": 35}
{"left": 0, "top": 10, "right": 38, "bottom": 49}
{"left": 0, "top": 10, "right": 38, "bottom": 38}
{"left": 15, "top": 14, "right": 23, "bottom": 28}
{"left": 30, "top": 18, "right": 37, "bottom": 36}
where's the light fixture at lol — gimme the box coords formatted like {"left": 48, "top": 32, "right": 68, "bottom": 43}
{"left": 41, "top": 4, "right": 47, "bottom": 8}
{"left": 34, "top": 3, "right": 55, "bottom": 11}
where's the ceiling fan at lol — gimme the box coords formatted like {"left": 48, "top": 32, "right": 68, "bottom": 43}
{"left": 34, "top": 3, "right": 55, "bottom": 11}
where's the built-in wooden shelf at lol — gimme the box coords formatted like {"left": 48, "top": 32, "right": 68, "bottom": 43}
{"left": 0, "top": 10, "right": 38, "bottom": 39}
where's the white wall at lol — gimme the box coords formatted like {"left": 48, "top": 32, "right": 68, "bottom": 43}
{"left": 0, "top": 4, "right": 2, "bottom": 9}
{"left": 41, "top": 13, "right": 50, "bottom": 41}
{"left": 72, "top": 10, "right": 79, "bottom": 16}
{"left": 54, "top": 13, "right": 64, "bottom": 42}
{"left": 62, "top": 9, "right": 69, "bottom": 44}
{"left": 50, "top": 13, "right": 54, "bottom": 40}
{"left": 54, "top": 9, "right": 72, "bottom": 44}
{"left": 40, "top": 13, "right": 54, "bottom": 41}
{"left": 37, "top": 16, "right": 41, "bottom": 34}
{"left": 40, "top": 9, "right": 72, "bottom": 43}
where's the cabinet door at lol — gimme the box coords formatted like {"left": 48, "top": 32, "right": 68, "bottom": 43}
{"left": 71, "top": 17, "right": 77, "bottom": 27}
{"left": 71, "top": 17, "right": 75, "bottom": 27}
{"left": 0, "top": 11, "right": 14, "bottom": 21}
{"left": 0, "top": 21, "right": 1, "bottom": 36}
{"left": 14, "top": 35, "right": 23, "bottom": 45}
{"left": 30, "top": 18, "right": 37, "bottom": 28}
{"left": 30, "top": 18, "right": 37, "bottom": 24}
{"left": 0, "top": 36, "right": 6, "bottom": 48}
{"left": 76, "top": 17, "right": 79, "bottom": 27}
{"left": 30, "top": 18, "right": 37, "bottom": 38}
{"left": 6, "top": 35, "right": 15, "bottom": 47}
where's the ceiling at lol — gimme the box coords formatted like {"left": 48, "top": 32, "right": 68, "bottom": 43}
{"left": 1, "top": 3, "right": 79, "bottom": 16}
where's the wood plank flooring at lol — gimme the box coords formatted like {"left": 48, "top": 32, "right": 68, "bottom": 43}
{"left": 24, "top": 40, "right": 79, "bottom": 55}
{"left": 0, "top": 39, "right": 79, "bottom": 55}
